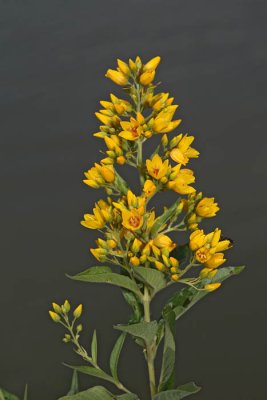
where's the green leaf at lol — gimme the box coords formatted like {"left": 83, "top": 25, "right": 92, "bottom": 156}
{"left": 158, "top": 311, "right": 176, "bottom": 392}
{"left": 151, "top": 199, "right": 181, "bottom": 236}
{"left": 67, "top": 370, "right": 79, "bottom": 395}
{"left": 115, "top": 321, "right": 158, "bottom": 347}
{"left": 110, "top": 333, "right": 126, "bottom": 382}
{"left": 0, "top": 389, "right": 20, "bottom": 400}
{"left": 91, "top": 330, "right": 98, "bottom": 364}
{"left": 133, "top": 267, "right": 167, "bottom": 296}
{"left": 69, "top": 267, "right": 141, "bottom": 298}
{"left": 64, "top": 365, "right": 115, "bottom": 384}
{"left": 116, "top": 395, "right": 139, "bottom": 400}
{"left": 154, "top": 382, "right": 201, "bottom": 399}
{"left": 58, "top": 385, "right": 114, "bottom": 400}
{"left": 122, "top": 290, "right": 143, "bottom": 323}
{"left": 166, "top": 266, "right": 245, "bottom": 320}
{"left": 115, "top": 173, "right": 128, "bottom": 195}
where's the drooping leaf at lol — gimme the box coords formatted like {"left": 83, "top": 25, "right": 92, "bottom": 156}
{"left": 115, "top": 321, "right": 158, "bottom": 347}
{"left": 154, "top": 382, "right": 201, "bottom": 399}
{"left": 122, "top": 290, "right": 143, "bottom": 323}
{"left": 0, "top": 388, "right": 20, "bottom": 400}
{"left": 69, "top": 267, "right": 141, "bottom": 298}
{"left": 110, "top": 333, "right": 126, "bottom": 382}
{"left": 151, "top": 199, "right": 181, "bottom": 236}
{"left": 58, "top": 385, "right": 114, "bottom": 400}
{"left": 158, "top": 311, "right": 176, "bottom": 392}
{"left": 67, "top": 370, "right": 79, "bottom": 395}
{"left": 165, "top": 266, "right": 245, "bottom": 321}
{"left": 91, "top": 330, "right": 98, "bottom": 365}
{"left": 64, "top": 365, "right": 115, "bottom": 384}
{"left": 133, "top": 267, "right": 167, "bottom": 296}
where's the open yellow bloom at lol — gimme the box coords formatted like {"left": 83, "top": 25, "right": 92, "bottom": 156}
{"left": 196, "top": 197, "right": 220, "bottom": 218}
{"left": 204, "top": 253, "right": 226, "bottom": 269}
{"left": 119, "top": 113, "right": 145, "bottom": 141}
{"left": 121, "top": 209, "right": 143, "bottom": 231}
{"left": 81, "top": 200, "right": 112, "bottom": 229}
{"left": 146, "top": 154, "right": 170, "bottom": 180}
{"left": 170, "top": 134, "right": 199, "bottom": 165}
{"left": 83, "top": 163, "right": 115, "bottom": 188}
{"left": 100, "top": 94, "right": 132, "bottom": 115}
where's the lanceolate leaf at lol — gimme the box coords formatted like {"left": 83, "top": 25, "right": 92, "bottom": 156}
{"left": 0, "top": 388, "right": 20, "bottom": 400}
{"left": 115, "top": 321, "right": 158, "bottom": 347}
{"left": 64, "top": 365, "right": 115, "bottom": 384}
{"left": 58, "top": 385, "right": 114, "bottom": 400}
{"left": 133, "top": 267, "right": 167, "bottom": 296}
{"left": 158, "top": 311, "right": 176, "bottom": 392}
{"left": 67, "top": 370, "right": 79, "bottom": 395}
{"left": 165, "top": 266, "right": 245, "bottom": 321}
{"left": 69, "top": 267, "right": 141, "bottom": 299}
{"left": 154, "top": 382, "right": 201, "bottom": 399}
{"left": 151, "top": 199, "right": 181, "bottom": 237}
{"left": 91, "top": 330, "right": 98, "bottom": 365}
{"left": 110, "top": 333, "right": 126, "bottom": 382}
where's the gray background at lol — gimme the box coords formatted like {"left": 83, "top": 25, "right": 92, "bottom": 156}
{"left": 1, "top": 1, "right": 267, "bottom": 399}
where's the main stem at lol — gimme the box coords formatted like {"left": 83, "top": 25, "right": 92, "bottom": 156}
{"left": 143, "top": 286, "right": 156, "bottom": 399}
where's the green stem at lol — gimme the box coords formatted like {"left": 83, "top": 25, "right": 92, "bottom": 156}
{"left": 143, "top": 286, "right": 157, "bottom": 399}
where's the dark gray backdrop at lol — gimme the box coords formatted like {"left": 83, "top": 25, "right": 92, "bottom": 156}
{"left": 1, "top": 1, "right": 266, "bottom": 399}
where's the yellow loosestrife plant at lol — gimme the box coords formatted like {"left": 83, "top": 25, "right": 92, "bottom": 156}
{"left": 1, "top": 56, "right": 244, "bottom": 400}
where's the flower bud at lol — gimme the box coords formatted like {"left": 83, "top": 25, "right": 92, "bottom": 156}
{"left": 52, "top": 302, "right": 62, "bottom": 314}
{"left": 130, "top": 256, "right": 140, "bottom": 266}
{"left": 204, "top": 283, "right": 221, "bottom": 292}
{"left": 49, "top": 311, "right": 61, "bottom": 323}
{"left": 73, "top": 304, "right": 83, "bottom": 319}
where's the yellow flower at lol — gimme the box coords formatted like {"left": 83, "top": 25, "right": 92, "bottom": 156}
{"left": 171, "top": 274, "right": 180, "bottom": 282}
{"left": 139, "top": 70, "right": 155, "bottom": 86}
{"left": 81, "top": 200, "right": 112, "bottom": 229}
{"left": 83, "top": 163, "right": 115, "bottom": 188}
{"left": 204, "top": 253, "right": 226, "bottom": 269}
{"left": 117, "top": 59, "right": 131, "bottom": 76}
{"left": 195, "top": 247, "right": 211, "bottom": 263}
{"left": 153, "top": 105, "right": 181, "bottom": 134}
{"left": 189, "top": 229, "right": 207, "bottom": 251}
{"left": 170, "top": 134, "right": 199, "bottom": 165}
{"left": 130, "top": 256, "right": 140, "bottom": 266}
{"left": 153, "top": 234, "right": 176, "bottom": 251}
{"left": 143, "top": 180, "right": 157, "bottom": 198}
{"left": 119, "top": 113, "right": 145, "bottom": 141}
{"left": 49, "top": 311, "right": 61, "bottom": 322}
{"left": 90, "top": 248, "right": 107, "bottom": 261}
{"left": 168, "top": 166, "right": 195, "bottom": 194}
{"left": 143, "top": 56, "right": 161, "bottom": 72}
{"left": 105, "top": 69, "right": 129, "bottom": 86}
{"left": 196, "top": 197, "right": 220, "bottom": 218}
{"left": 121, "top": 209, "right": 143, "bottom": 231}
{"left": 146, "top": 154, "right": 170, "bottom": 180}
{"left": 73, "top": 304, "right": 83, "bottom": 318}
{"left": 204, "top": 283, "right": 221, "bottom": 292}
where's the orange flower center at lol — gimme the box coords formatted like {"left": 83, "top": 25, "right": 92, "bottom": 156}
{"left": 131, "top": 127, "right": 139, "bottom": 138}
{"left": 196, "top": 249, "right": 208, "bottom": 263}
{"left": 153, "top": 168, "right": 159, "bottom": 176}
{"left": 129, "top": 215, "right": 140, "bottom": 228}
